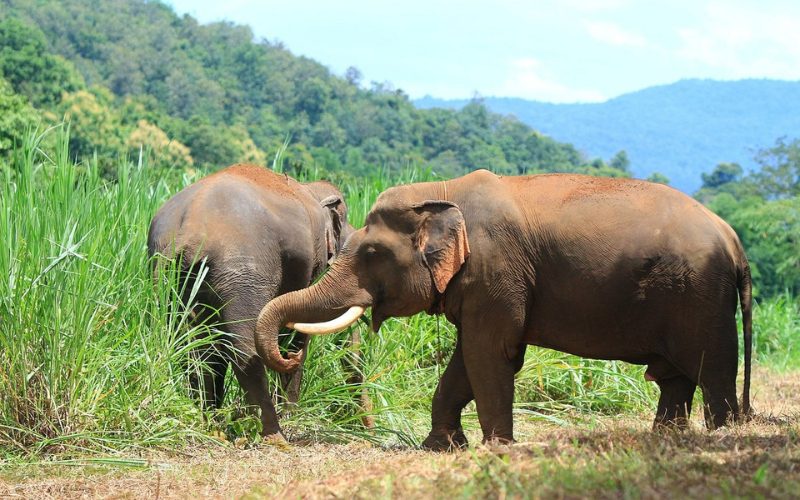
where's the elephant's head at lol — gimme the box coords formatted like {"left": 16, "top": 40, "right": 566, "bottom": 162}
{"left": 303, "top": 180, "right": 354, "bottom": 262}
{"left": 256, "top": 185, "right": 470, "bottom": 372}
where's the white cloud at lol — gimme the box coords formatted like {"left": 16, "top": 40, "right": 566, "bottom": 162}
{"left": 493, "top": 58, "right": 606, "bottom": 102}
{"left": 585, "top": 21, "right": 647, "bottom": 47}
{"left": 676, "top": 1, "right": 800, "bottom": 79}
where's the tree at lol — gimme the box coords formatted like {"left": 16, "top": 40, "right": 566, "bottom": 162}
{"left": 0, "top": 78, "right": 40, "bottom": 156}
{"left": 126, "top": 120, "right": 193, "bottom": 168}
{"left": 753, "top": 138, "right": 800, "bottom": 199}
{"left": 345, "top": 66, "right": 362, "bottom": 87}
{"left": 0, "top": 18, "right": 84, "bottom": 107}
{"left": 701, "top": 162, "right": 743, "bottom": 189}
{"left": 1, "top": 0, "right": 644, "bottom": 183}
{"left": 163, "top": 61, "right": 225, "bottom": 121}
{"left": 296, "top": 77, "right": 331, "bottom": 122}
{"left": 695, "top": 162, "right": 760, "bottom": 203}
{"left": 310, "top": 113, "right": 346, "bottom": 150}
{"left": 709, "top": 193, "right": 800, "bottom": 296}
{"left": 57, "top": 87, "right": 125, "bottom": 172}
{"left": 178, "top": 117, "right": 266, "bottom": 168}
{"left": 609, "top": 150, "right": 630, "bottom": 173}
{"left": 646, "top": 172, "right": 670, "bottom": 185}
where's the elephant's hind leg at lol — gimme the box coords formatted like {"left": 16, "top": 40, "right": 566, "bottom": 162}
{"left": 700, "top": 367, "right": 739, "bottom": 429}
{"left": 699, "top": 335, "right": 740, "bottom": 429}
{"left": 224, "top": 310, "right": 283, "bottom": 437}
{"left": 232, "top": 355, "right": 283, "bottom": 437}
{"left": 222, "top": 282, "right": 286, "bottom": 437}
{"left": 195, "top": 347, "right": 228, "bottom": 410}
{"left": 653, "top": 374, "right": 696, "bottom": 430}
{"left": 686, "top": 323, "right": 740, "bottom": 429}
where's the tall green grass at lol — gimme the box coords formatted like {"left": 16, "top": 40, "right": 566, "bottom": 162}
{"left": 752, "top": 294, "right": 800, "bottom": 370}
{"left": 0, "top": 129, "right": 212, "bottom": 456}
{"left": 0, "top": 129, "right": 789, "bottom": 457}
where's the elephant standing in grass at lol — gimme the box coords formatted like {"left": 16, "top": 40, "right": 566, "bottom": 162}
{"left": 148, "top": 164, "right": 369, "bottom": 438}
{"left": 256, "top": 169, "right": 752, "bottom": 450}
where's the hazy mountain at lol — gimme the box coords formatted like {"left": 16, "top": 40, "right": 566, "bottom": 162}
{"left": 415, "top": 79, "right": 800, "bottom": 192}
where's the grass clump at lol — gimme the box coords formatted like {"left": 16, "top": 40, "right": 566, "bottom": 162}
{"left": 752, "top": 294, "right": 800, "bottom": 369}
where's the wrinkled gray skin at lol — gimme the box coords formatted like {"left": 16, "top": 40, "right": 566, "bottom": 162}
{"left": 148, "top": 164, "right": 358, "bottom": 438}
{"left": 256, "top": 169, "right": 753, "bottom": 450}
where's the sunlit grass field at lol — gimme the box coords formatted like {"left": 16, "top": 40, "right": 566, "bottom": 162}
{"left": 1, "top": 128, "right": 798, "bottom": 464}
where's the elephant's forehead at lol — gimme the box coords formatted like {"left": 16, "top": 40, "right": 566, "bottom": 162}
{"left": 373, "top": 186, "right": 409, "bottom": 206}
{"left": 365, "top": 204, "right": 420, "bottom": 235}
{"left": 373, "top": 185, "right": 429, "bottom": 212}
{"left": 366, "top": 206, "right": 416, "bottom": 228}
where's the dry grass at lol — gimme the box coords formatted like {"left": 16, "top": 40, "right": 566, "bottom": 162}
{"left": 2, "top": 366, "right": 798, "bottom": 499}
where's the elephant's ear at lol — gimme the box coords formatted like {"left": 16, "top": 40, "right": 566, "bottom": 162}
{"left": 413, "top": 200, "right": 470, "bottom": 294}
{"left": 320, "top": 195, "right": 345, "bottom": 260}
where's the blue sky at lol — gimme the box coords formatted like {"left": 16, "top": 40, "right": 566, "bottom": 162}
{"left": 168, "top": 0, "right": 800, "bottom": 103}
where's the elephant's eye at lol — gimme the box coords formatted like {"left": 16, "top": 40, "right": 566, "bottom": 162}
{"left": 362, "top": 243, "right": 388, "bottom": 260}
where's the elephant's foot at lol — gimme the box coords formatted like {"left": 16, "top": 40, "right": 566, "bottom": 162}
{"left": 262, "top": 431, "right": 289, "bottom": 447}
{"left": 481, "top": 434, "right": 515, "bottom": 448}
{"left": 361, "top": 414, "right": 376, "bottom": 429}
{"left": 652, "top": 416, "right": 690, "bottom": 432}
{"left": 421, "top": 428, "right": 468, "bottom": 452}
{"left": 360, "top": 390, "right": 375, "bottom": 429}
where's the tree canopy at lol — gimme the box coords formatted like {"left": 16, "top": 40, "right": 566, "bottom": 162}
{"left": 699, "top": 139, "right": 800, "bottom": 297}
{"left": 0, "top": 0, "right": 628, "bottom": 179}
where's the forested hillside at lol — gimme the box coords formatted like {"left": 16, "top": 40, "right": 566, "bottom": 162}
{"left": 0, "top": 0, "right": 629, "bottom": 180}
{"left": 417, "top": 79, "right": 800, "bottom": 192}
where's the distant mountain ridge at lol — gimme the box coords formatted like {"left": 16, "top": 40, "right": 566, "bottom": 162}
{"left": 415, "top": 79, "right": 800, "bottom": 192}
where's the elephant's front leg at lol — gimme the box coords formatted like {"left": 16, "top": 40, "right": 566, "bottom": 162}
{"left": 422, "top": 336, "right": 473, "bottom": 451}
{"left": 461, "top": 315, "right": 526, "bottom": 445}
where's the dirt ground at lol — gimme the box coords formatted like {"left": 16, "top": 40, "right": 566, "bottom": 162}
{"left": 2, "top": 367, "right": 799, "bottom": 499}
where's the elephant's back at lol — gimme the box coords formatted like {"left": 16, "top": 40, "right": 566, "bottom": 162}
{"left": 148, "top": 165, "right": 319, "bottom": 268}
{"left": 206, "top": 164, "right": 300, "bottom": 199}
{"left": 508, "top": 174, "right": 735, "bottom": 258}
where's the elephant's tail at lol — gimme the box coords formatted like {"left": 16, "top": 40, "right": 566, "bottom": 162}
{"left": 738, "top": 261, "right": 753, "bottom": 418}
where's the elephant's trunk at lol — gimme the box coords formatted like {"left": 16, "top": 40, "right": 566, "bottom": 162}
{"left": 256, "top": 255, "right": 370, "bottom": 373}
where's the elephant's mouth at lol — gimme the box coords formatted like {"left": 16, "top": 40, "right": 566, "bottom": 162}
{"left": 370, "top": 292, "right": 387, "bottom": 332}
{"left": 371, "top": 309, "right": 387, "bottom": 332}
{"left": 368, "top": 288, "right": 425, "bottom": 333}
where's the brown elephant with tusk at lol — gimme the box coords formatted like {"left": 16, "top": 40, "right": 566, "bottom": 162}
{"left": 256, "top": 169, "right": 753, "bottom": 450}
{"left": 148, "top": 163, "right": 369, "bottom": 439}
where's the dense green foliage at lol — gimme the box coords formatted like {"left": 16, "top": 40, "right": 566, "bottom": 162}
{"left": 697, "top": 139, "right": 800, "bottom": 297}
{"left": 417, "top": 79, "right": 800, "bottom": 192}
{"left": 0, "top": 0, "right": 628, "bottom": 180}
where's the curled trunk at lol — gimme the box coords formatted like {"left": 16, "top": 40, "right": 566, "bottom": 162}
{"left": 255, "top": 257, "right": 370, "bottom": 373}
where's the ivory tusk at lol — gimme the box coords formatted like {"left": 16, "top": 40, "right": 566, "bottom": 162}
{"left": 287, "top": 306, "right": 365, "bottom": 335}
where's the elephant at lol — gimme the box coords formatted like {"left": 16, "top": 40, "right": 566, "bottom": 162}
{"left": 147, "top": 163, "right": 367, "bottom": 439}
{"left": 254, "top": 169, "right": 753, "bottom": 450}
